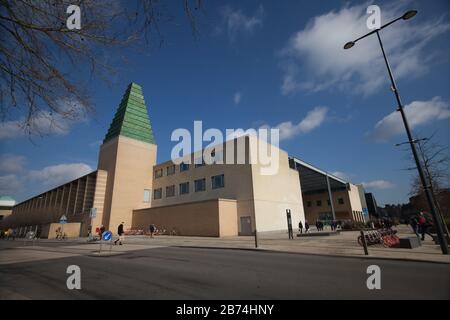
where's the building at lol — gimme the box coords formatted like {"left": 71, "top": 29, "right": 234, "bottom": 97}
{"left": 0, "top": 196, "right": 15, "bottom": 221}
{"left": 365, "top": 192, "right": 379, "bottom": 218}
{"left": 289, "top": 158, "right": 367, "bottom": 223}
{"left": 2, "top": 83, "right": 369, "bottom": 237}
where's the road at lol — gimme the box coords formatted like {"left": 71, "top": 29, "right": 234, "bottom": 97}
{"left": 0, "top": 242, "right": 449, "bottom": 299}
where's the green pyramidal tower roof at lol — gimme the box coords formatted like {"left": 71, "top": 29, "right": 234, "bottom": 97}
{"left": 103, "top": 83, "right": 156, "bottom": 144}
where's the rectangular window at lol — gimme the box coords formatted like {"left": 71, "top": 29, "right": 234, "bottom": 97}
{"left": 180, "top": 162, "right": 190, "bottom": 172}
{"left": 166, "top": 185, "right": 175, "bottom": 197}
{"left": 179, "top": 182, "right": 190, "bottom": 195}
{"left": 166, "top": 165, "right": 175, "bottom": 175}
{"left": 195, "top": 178, "right": 206, "bottom": 192}
{"left": 316, "top": 200, "right": 322, "bottom": 207}
{"left": 143, "top": 189, "right": 151, "bottom": 203}
{"left": 307, "top": 201, "right": 312, "bottom": 208}
{"left": 153, "top": 188, "right": 162, "bottom": 200}
{"left": 211, "top": 174, "right": 225, "bottom": 189}
{"left": 338, "top": 198, "right": 344, "bottom": 205}
{"left": 154, "top": 168, "right": 163, "bottom": 178}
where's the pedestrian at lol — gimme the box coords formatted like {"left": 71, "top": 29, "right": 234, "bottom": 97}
{"left": 114, "top": 222, "right": 124, "bottom": 245}
{"left": 418, "top": 212, "right": 433, "bottom": 241}
{"left": 149, "top": 224, "right": 155, "bottom": 238}
{"left": 298, "top": 221, "right": 303, "bottom": 234}
{"left": 305, "top": 221, "right": 310, "bottom": 233}
{"left": 410, "top": 216, "right": 419, "bottom": 236}
{"left": 100, "top": 225, "right": 105, "bottom": 238}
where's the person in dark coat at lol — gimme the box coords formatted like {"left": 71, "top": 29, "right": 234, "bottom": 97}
{"left": 149, "top": 224, "right": 155, "bottom": 238}
{"left": 114, "top": 222, "right": 124, "bottom": 245}
{"left": 298, "top": 221, "right": 303, "bottom": 234}
{"left": 305, "top": 221, "right": 310, "bottom": 233}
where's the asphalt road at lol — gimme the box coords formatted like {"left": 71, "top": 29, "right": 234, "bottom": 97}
{"left": 0, "top": 246, "right": 449, "bottom": 299}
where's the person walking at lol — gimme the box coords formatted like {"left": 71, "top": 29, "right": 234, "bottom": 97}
{"left": 410, "top": 216, "right": 419, "bottom": 237}
{"left": 149, "top": 224, "right": 156, "bottom": 238}
{"left": 418, "top": 212, "right": 433, "bottom": 241}
{"left": 305, "top": 221, "right": 310, "bottom": 233}
{"left": 114, "top": 222, "right": 125, "bottom": 245}
{"left": 298, "top": 221, "right": 303, "bottom": 234}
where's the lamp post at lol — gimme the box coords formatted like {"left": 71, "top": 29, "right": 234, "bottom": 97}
{"left": 344, "top": 10, "right": 448, "bottom": 254}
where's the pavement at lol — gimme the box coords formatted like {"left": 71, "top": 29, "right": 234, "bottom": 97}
{"left": 1, "top": 225, "right": 449, "bottom": 264}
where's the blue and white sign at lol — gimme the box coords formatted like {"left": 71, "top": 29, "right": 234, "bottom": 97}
{"left": 102, "top": 231, "right": 112, "bottom": 241}
{"left": 59, "top": 215, "right": 68, "bottom": 224}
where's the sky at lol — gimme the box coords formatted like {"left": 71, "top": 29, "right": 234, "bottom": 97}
{"left": 1, "top": 0, "right": 450, "bottom": 206}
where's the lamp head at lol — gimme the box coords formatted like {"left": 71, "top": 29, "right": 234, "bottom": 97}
{"left": 344, "top": 41, "right": 355, "bottom": 50}
{"left": 402, "top": 10, "right": 417, "bottom": 20}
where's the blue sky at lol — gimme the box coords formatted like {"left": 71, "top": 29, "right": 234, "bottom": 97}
{"left": 1, "top": 0, "right": 450, "bottom": 205}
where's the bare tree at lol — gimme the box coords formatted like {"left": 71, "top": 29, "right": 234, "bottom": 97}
{"left": 0, "top": 0, "right": 203, "bottom": 136}
{"left": 409, "top": 134, "right": 450, "bottom": 196}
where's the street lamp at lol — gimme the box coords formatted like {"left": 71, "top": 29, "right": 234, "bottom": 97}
{"left": 344, "top": 10, "right": 448, "bottom": 254}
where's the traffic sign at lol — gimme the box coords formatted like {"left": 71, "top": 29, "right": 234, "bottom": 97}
{"left": 59, "top": 215, "right": 68, "bottom": 224}
{"left": 102, "top": 231, "right": 112, "bottom": 241}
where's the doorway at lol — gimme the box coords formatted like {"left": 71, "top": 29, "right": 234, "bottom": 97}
{"left": 240, "top": 216, "right": 252, "bottom": 236}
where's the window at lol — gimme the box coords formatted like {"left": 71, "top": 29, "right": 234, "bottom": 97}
{"left": 316, "top": 200, "right": 322, "bottom": 207}
{"left": 166, "top": 165, "right": 175, "bottom": 175}
{"left": 153, "top": 188, "right": 162, "bottom": 200}
{"left": 143, "top": 189, "right": 151, "bottom": 203}
{"left": 154, "top": 168, "right": 163, "bottom": 178}
{"left": 195, "top": 178, "right": 206, "bottom": 192}
{"left": 180, "top": 162, "right": 190, "bottom": 172}
{"left": 166, "top": 185, "right": 175, "bottom": 197}
{"left": 211, "top": 174, "right": 225, "bottom": 189}
{"left": 327, "top": 200, "right": 331, "bottom": 206}
{"left": 179, "top": 182, "right": 190, "bottom": 195}
{"left": 307, "top": 201, "right": 312, "bottom": 208}
{"left": 338, "top": 198, "right": 344, "bottom": 205}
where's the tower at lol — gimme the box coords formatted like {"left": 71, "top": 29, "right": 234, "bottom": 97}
{"left": 97, "top": 83, "right": 157, "bottom": 230}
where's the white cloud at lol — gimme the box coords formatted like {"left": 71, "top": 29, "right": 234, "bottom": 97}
{"left": 362, "top": 180, "right": 395, "bottom": 190}
{"left": 233, "top": 92, "right": 242, "bottom": 105}
{"left": 220, "top": 4, "right": 264, "bottom": 42}
{"left": 331, "top": 171, "right": 350, "bottom": 181}
{"left": 0, "top": 154, "right": 26, "bottom": 173}
{"left": 280, "top": 2, "right": 450, "bottom": 95}
{"left": 0, "top": 98, "right": 87, "bottom": 140}
{"left": 270, "top": 106, "right": 328, "bottom": 141}
{"left": 370, "top": 96, "right": 450, "bottom": 142}
{"left": 28, "top": 163, "right": 93, "bottom": 189}
{"left": 0, "top": 174, "right": 22, "bottom": 195}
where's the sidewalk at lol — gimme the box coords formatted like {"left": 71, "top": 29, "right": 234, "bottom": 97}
{"left": 2, "top": 225, "right": 449, "bottom": 264}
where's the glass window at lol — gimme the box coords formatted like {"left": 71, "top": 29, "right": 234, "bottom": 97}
{"left": 180, "top": 162, "right": 190, "bottom": 172}
{"left": 166, "top": 165, "right": 175, "bottom": 175}
{"left": 211, "top": 174, "right": 225, "bottom": 189}
{"left": 153, "top": 188, "right": 162, "bottom": 200}
{"left": 195, "top": 178, "right": 206, "bottom": 192}
{"left": 154, "top": 168, "right": 163, "bottom": 178}
{"left": 143, "top": 189, "right": 151, "bottom": 203}
{"left": 179, "top": 182, "right": 190, "bottom": 195}
{"left": 338, "top": 198, "right": 344, "bottom": 205}
{"left": 316, "top": 200, "right": 322, "bottom": 207}
{"left": 166, "top": 185, "right": 175, "bottom": 197}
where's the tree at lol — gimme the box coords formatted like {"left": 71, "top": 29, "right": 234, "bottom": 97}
{"left": 0, "top": 0, "right": 203, "bottom": 136}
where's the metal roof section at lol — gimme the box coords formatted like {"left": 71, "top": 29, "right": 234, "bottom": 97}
{"left": 289, "top": 156, "right": 349, "bottom": 193}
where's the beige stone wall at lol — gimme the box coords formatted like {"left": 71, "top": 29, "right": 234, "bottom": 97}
{"left": 0, "top": 209, "right": 12, "bottom": 221}
{"left": 132, "top": 198, "right": 238, "bottom": 237}
{"left": 41, "top": 222, "right": 81, "bottom": 239}
{"left": 348, "top": 183, "right": 364, "bottom": 222}
{"left": 248, "top": 136, "right": 304, "bottom": 233}
{"left": 98, "top": 136, "right": 157, "bottom": 232}
{"left": 303, "top": 190, "right": 353, "bottom": 223}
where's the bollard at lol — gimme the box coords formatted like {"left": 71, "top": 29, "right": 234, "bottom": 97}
{"left": 360, "top": 230, "right": 369, "bottom": 255}
{"left": 254, "top": 229, "right": 258, "bottom": 248}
